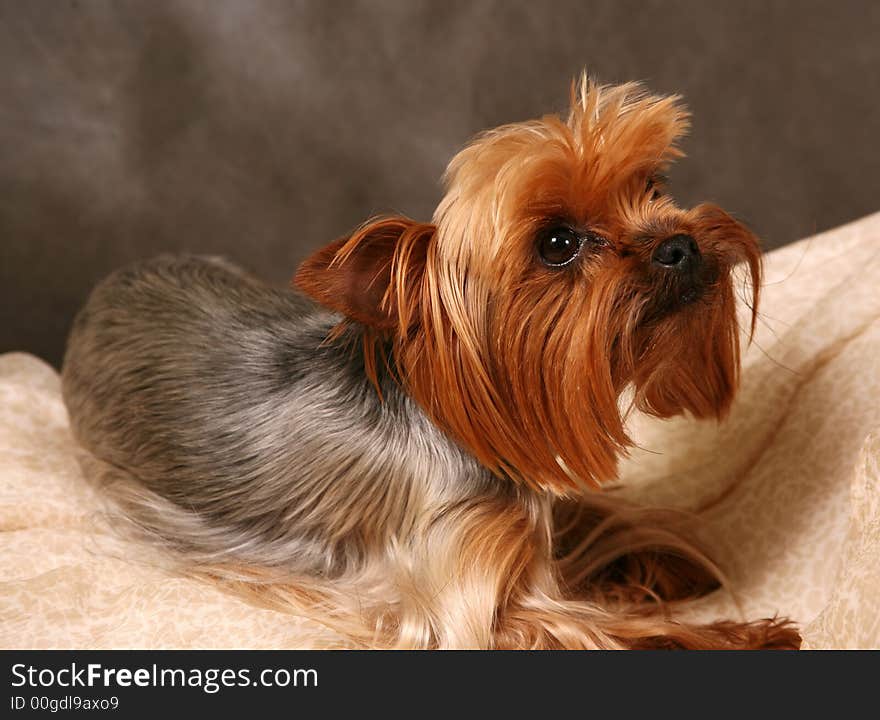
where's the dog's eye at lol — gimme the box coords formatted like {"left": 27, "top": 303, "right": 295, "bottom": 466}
{"left": 646, "top": 174, "right": 666, "bottom": 201}
{"left": 538, "top": 227, "right": 582, "bottom": 267}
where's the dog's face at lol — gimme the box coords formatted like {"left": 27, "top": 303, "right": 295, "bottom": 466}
{"left": 296, "top": 77, "right": 761, "bottom": 494}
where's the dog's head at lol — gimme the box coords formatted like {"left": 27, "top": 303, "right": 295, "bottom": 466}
{"left": 296, "top": 75, "right": 761, "bottom": 494}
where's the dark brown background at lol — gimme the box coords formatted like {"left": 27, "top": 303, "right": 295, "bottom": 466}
{"left": 2, "top": 0, "right": 879, "bottom": 366}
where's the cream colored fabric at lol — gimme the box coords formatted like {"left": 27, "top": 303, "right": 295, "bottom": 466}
{"left": 2, "top": 212, "right": 880, "bottom": 649}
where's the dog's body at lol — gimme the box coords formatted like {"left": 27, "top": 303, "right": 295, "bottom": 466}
{"left": 61, "top": 77, "right": 800, "bottom": 649}
{"left": 62, "top": 254, "right": 487, "bottom": 574}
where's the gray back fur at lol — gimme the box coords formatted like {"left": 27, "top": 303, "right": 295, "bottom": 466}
{"left": 61, "top": 255, "right": 495, "bottom": 576}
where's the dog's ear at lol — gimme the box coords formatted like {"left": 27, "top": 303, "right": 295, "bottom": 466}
{"left": 294, "top": 216, "right": 434, "bottom": 330}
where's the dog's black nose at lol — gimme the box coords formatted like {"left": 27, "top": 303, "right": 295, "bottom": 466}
{"left": 652, "top": 235, "right": 700, "bottom": 269}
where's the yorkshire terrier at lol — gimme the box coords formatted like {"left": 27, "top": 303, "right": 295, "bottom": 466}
{"left": 62, "top": 76, "right": 800, "bottom": 649}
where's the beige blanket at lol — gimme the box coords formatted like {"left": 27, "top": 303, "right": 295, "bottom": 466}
{"left": 3, "top": 212, "right": 880, "bottom": 649}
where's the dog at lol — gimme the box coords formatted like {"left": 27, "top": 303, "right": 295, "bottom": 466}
{"left": 61, "top": 75, "right": 800, "bottom": 649}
